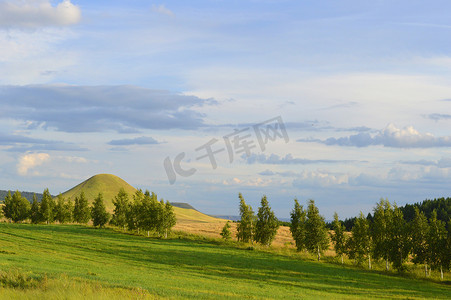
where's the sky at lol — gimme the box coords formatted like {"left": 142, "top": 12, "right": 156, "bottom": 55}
{"left": 1, "top": 0, "right": 451, "bottom": 219}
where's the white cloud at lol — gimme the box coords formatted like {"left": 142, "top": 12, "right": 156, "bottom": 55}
{"left": 0, "top": 0, "right": 81, "bottom": 28}
{"left": 17, "top": 152, "right": 50, "bottom": 175}
{"left": 151, "top": 4, "right": 174, "bottom": 17}
{"left": 305, "top": 123, "right": 451, "bottom": 148}
{"left": 293, "top": 170, "right": 349, "bottom": 187}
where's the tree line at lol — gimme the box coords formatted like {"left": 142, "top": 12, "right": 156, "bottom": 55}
{"left": 335, "top": 197, "right": 450, "bottom": 231}
{"left": 228, "top": 195, "right": 450, "bottom": 280}
{"left": 329, "top": 198, "right": 450, "bottom": 279}
{"left": 1, "top": 188, "right": 176, "bottom": 238}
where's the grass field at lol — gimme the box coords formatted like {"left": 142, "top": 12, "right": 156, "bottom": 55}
{"left": 0, "top": 223, "right": 450, "bottom": 299}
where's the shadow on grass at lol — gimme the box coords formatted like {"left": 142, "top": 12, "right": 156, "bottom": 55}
{"left": 1, "top": 223, "right": 450, "bottom": 299}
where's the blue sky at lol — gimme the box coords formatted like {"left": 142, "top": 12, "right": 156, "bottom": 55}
{"left": 1, "top": 0, "right": 451, "bottom": 219}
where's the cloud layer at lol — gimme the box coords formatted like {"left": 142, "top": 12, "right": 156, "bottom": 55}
{"left": 108, "top": 136, "right": 160, "bottom": 146}
{"left": 0, "top": 85, "right": 213, "bottom": 133}
{"left": 244, "top": 153, "right": 351, "bottom": 165}
{"left": 0, "top": 0, "right": 81, "bottom": 28}
{"left": 299, "top": 124, "right": 451, "bottom": 148}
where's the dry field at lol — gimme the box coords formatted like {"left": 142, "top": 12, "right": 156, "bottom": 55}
{"left": 173, "top": 215, "right": 336, "bottom": 256}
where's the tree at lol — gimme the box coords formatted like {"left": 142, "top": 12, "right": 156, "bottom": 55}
{"left": 55, "top": 194, "right": 71, "bottom": 224}
{"left": 111, "top": 188, "right": 129, "bottom": 230}
{"left": 411, "top": 207, "right": 430, "bottom": 276}
{"left": 254, "top": 195, "right": 279, "bottom": 246}
{"left": 330, "top": 212, "right": 347, "bottom": 264}
{"left": 236, "top": 193, "right": 255, "bottom": 243}
{"left": 126, "top": 190, "right": 144, "bottom": 232}
{"left": 91, "top": 193, "right": 110, "bottom": 228}
{"left": 65, "top": 199, "right": 74, "bottom": 223}
{"left": 73, "top": 192, "right": 91, "bottom": 224}
{"left": 221, "top": 221, "right": 232, "bottom": 240}
{"left": 30, "top": 194, "right": 41, "bottom": 224}
{"left": 388, "top": 205, "right": 410, "bottom": 271}
{"left": 290, "top": 198, "right": 306, "bottom": 251}
{"left": 140, "top": 191, "right": 159, "bottom": 236}
{"left": 39, "top": 188, "right": 55, "bottom": 224}
{"left": 427, "top": 210, "right": 448, "bottom": 280}
{"left": 347, "top": 212, "right": 372, "bottom": 269}
{"left": 159, "top": 200, "right": 176, "bottom": 238}
{"left": 8, "top": 191, "right": 31, "bottom": 223}
{"left": 305, "top": 199, "right": 329, "bottom": 261}
{"left": 2, "top": 191, "right": 13, "bottom": 222}
{"left": 371, "top": 198, "right": 393, "bottom": 271}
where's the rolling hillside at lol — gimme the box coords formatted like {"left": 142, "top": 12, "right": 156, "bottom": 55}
{"left": 60, "top": 174, "right": 223, "bottom": 224}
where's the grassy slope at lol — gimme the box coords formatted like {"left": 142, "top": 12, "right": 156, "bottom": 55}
{"left": 60, "top": 174, "right": 136, "bottom": 210}
{"left": 0, "top": 223, "right": 450, "bottom": 299}
{"left": 59, "top": 174, "right": 224, "bottom": 224}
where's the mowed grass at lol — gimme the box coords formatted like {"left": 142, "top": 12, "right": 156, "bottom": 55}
{"left": 0, "top": 223, "right": 450, "bottom": 299}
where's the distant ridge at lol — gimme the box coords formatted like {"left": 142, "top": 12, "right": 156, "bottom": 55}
{"left": 0, "top": 190, "right": 50, "bottom": 203}
{"left": 170, "top": 202, "right": 198, "bottom": 211}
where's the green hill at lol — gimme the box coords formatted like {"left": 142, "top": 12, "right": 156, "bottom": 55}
{"left": 60, "top": 174, "right": 222, "bottom": 223}
{"left": 60, "top": 174, "right": 138, "bottom": 210}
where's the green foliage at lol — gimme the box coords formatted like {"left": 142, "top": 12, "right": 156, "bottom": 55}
{"left": 428, "top": 210, "right": 448, "bottom": 272}
{"left": 73, "top": 192, "right": 91, "bottom": 224}
{"left": 254, "top": 196, "right": 279, "bottom": 246}
{"left": 330, "top": 212, "right": 347, "bottom": 262}
{"left": 4, "top": 191, "right": 31, "bottom": 223}
{"left": 371, "top": 198, "right": 392, "bottom": 270}
{"left": 54, "top": 194, "right": 72, "bottom": 224}
{"left": 139, "top": 191, "right": 159, "bottom": 235}
{"left": 2, "top": 191, "right": 13, "bottom": 221}
{"left": 159, "top": 200, "right": 176, "bottom": 238}
{"left": 290, "top": 198, "right": 306, "bottom": 251}
{"left": 411, "top": 207, "right": 430, "bottom": 276}
{"left": 236, "top": 193, "right": 255, "bottom": 243}
{"left": 30, "top": 194, "right": 40, "bottom": 224}
{"left": 347, "top": 212, "right": 372, "bottom": 268}
{"left": 388, "top": 205, "right": 410, "bottom": 271}
{"left": 400, "top": 197, "right": 450, "bottom": 225}
{"left": 305, "top": 199, "right": 329, "bottom": 261}
{"left": 39, "top": 188, "right": 55, "bottom": 224}
{"left": 91, "top": 193, "right": 110, "bottom": 228}
{"left": 111, "top": 188, "right": 129, "bottom": 229}
{"left": 220, "top": 221, "right": 232, "bottom": 240}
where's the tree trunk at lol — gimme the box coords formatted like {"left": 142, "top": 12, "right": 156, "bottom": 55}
{"left": 385, "top": 258, "right": 389, "bottom": 271}
{"left": 440, "top": 265, "right": 443, "bottom": 280}
{"left": 137, "top": 228, "right": 140, "bottom": 234}
{"left": 368, "top": 254, "right": 372, "bottom": 270}
{"left": 341, "top": 255, "right": 344, "bottom": 264}
{"left": 147, "top": 231, "right": 149, "bottom": 237}
{"left": 317, "top": 246, "right": 321, "bottom": 261}
{"left": 164, "top": 229, "right": 168, "bottom": 239}
{"left": 425, "top": 263, "right": 427, "bottom": 277}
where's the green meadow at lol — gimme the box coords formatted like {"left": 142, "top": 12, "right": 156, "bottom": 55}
{"left": 0, "top": 223, "right": 450, "bottom": 299}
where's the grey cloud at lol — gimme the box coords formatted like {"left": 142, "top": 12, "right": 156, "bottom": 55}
{"left": 0, "top": 133, "right": 86, "bottom": 152}
{"left": 400, "top": 157, "right": 451, "bottom": 168}
{"left": 108, "top": 136, "right": 160, "bottom": 146}
{"left": 258, "top": 169, "right": 275, "bottom": 176}
{"left": 0, "top": 85, "right": 213, "bottom": 133}
{"left": 299, "top": 124, "right": 451, "bottom": 148}
{"left": 426, "top": 113, "right": 451, "bottom": 121}
{"left": 244, "top": 153, "right": 353, "bottom": 165}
